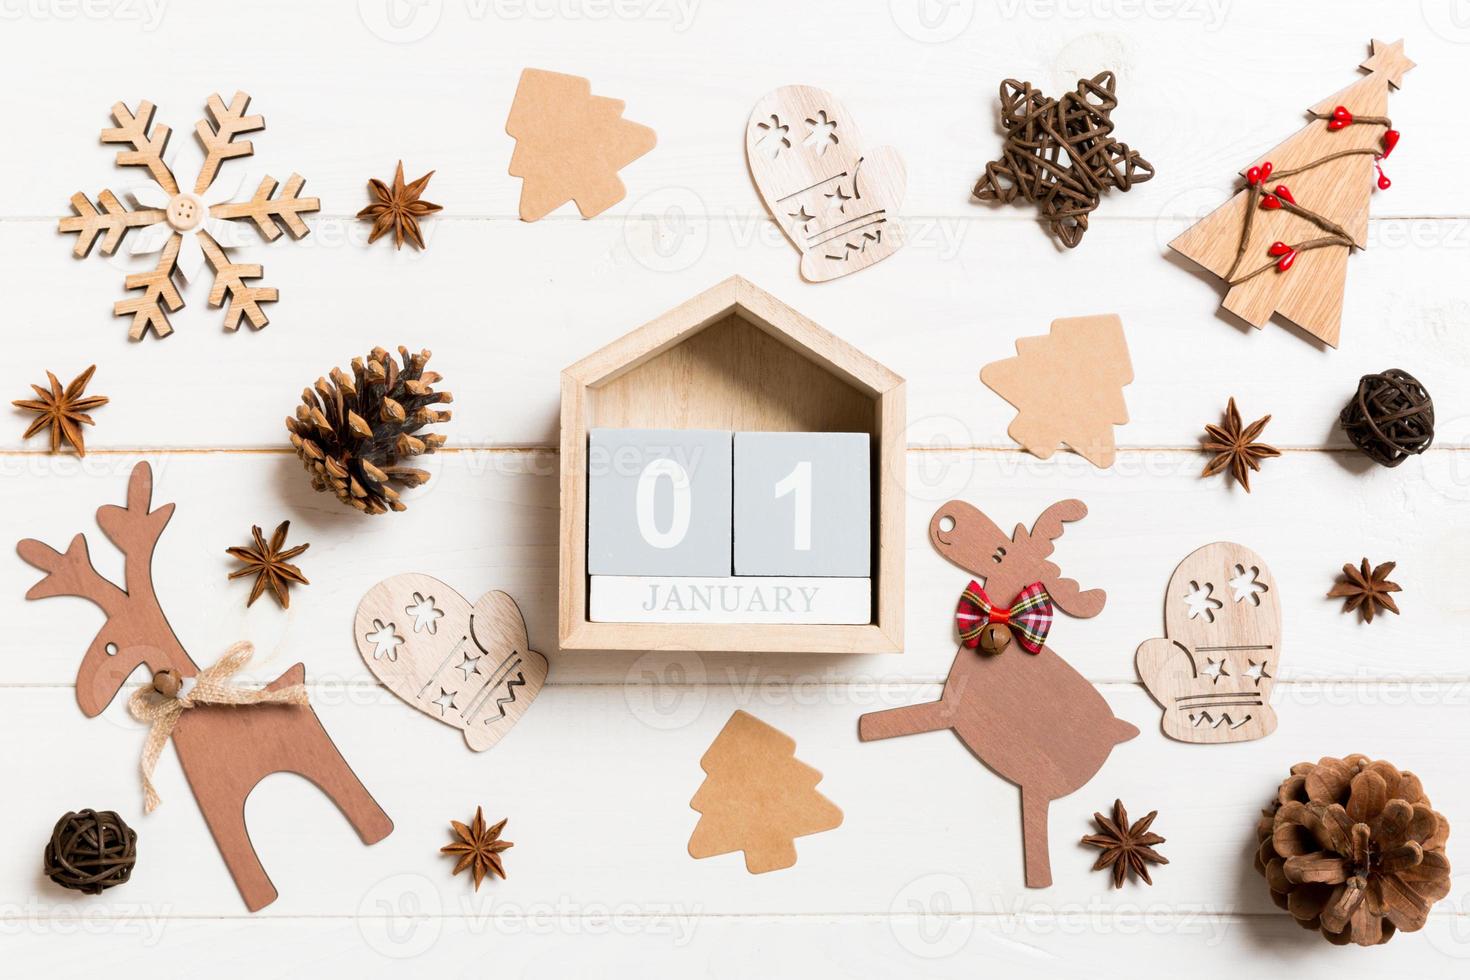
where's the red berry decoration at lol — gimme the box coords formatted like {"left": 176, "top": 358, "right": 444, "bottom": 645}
{"left": 1268, "top": 241, "right": 1296, "bottom": 271}
{"left": 1327, "top": 105, "right": 1354, "bottom": 130}
{"left": 1273, "top": 185, "right": 1295, "bottom": 205}
{"left": 1381, "top": 129, "right": 1400, "bottom": 158}
{"left": 1246, "top": 161, "right": 1274, "bottom": 186}
{"left": 1260, "top": 195, "right": 1281, "bottom": 211}
{"left": 1375, "top": 163, "right": 1391, "bottom": 191}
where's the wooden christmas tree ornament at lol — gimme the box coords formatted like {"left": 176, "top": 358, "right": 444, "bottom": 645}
{"left": 58, "top": 93, "right": 320, "bottom": 339}
{"left": 354, "top": 573, "right": 547, "bottom": 751}
{"left": 16, "top": 463, "right": 392, "bottom": 912}
{"left": 746, "top": 86, "right": 907, "bottom": 281}
{"left": 980, "top": 314, "right": 1132, "bottom": 467}
{"left": 858, "top": 499, "right": 1137, "bottom": 888}
{"left": 1255, "top": 755, "right": 1450, "bottom": 946}
{"left": 506, "top": 69, "right": 656, "bottom": 221}
{"left": 972, "top": 72, "right": 1153, "bottom": 248}
{"left": 1170, "top": 40, "right": 1413, "bottom": 347}
{"left": 1136, "top": 542, "right": 1281, "bottom": 744}
{"left": 688, "top": 710, "right": 842, "bottom": 874}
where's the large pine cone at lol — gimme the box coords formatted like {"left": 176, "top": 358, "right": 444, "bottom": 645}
{"left": 1255, "top": 755, "right": 1451, "bottom": 946}
{"left": 287, "top": 347, "right": 451, "bottom": 514}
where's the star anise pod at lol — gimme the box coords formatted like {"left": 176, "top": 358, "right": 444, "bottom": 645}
{"left": 1202, "top": 396, "right": 1281, "bottom": 492}
{"left": 441, "top": 806, "right": 513, "bottom": 890}
{"left": 225, "top": 521, "right": 310, "bottom": 608}
{"left": 1081, "top": 799, "right": 1168, "bottom": 888}
{"left": 13, "top": 365, "right": 109, "bottom": 456}
{"left": 357, "top": 161, "right": 442, "bottom": 250}
{"left": 1328, "top": 558, "right": 1402, "bottom": 623}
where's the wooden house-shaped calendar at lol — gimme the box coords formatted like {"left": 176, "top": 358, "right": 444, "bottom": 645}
{"left": 558, "top": 276, "right": 905, "bottom": 653}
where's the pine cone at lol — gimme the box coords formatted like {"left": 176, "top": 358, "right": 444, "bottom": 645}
{"left": 286, "top": 346, "right": 451, "bottom": 514}
{"left": 1255, "top": 754, "right": 1451, "bottom": 946}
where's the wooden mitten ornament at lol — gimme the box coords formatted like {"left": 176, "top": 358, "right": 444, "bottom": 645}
{"left": 858, "top": 500, "right": 1137, "bottom": 888}
{"left": 688, "top": 710, "right": 842, "bottom": 874}
{"left": 981, "top": 314, "right": 1133, "bottom": 468}
{"left": 1170, "top": 39, "right": 1414, "bottom": 347}
{"left": 746, "top": 86, "right": 906, "bottom": 281}
{"left": 506, "top": 68, "right": 656, "bottom": 221}
{"left": 354, "top": 574, "right": 547, "bottom": 751}
{"left": 16, "top": 463, "right": 391, "bottom": 912}
{"left": 1136, "top": 542, "right": 1281, "bottom": 743}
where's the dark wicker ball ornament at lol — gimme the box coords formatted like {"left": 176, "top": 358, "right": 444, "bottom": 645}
{"left": 43, "top": 809, "right": 137, "bottom": 894}
{"left": 1338, "top": 369, "right": 1433, "bottom": 467}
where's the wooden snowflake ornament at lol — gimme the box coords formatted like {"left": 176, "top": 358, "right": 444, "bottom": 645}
{"left": 59, "top": 93, "right": 320, "bottom": 340}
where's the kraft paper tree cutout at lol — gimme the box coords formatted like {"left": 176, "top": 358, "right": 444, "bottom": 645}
{"left": 745, "top": 86, "right": 907, "bottom": 281}
{"left": 1170, "top": 39, "right": 1413, "bottom": 347}
{"left": 1136, "top": 542, "right": 1282, "bottom": 744}
{"left": 858, "top": 499, "right": 1137, "bottom": 888}
{"left": 506, "top": 68, "right": 656, "bottom": 221}
{"left": 16, "top": 462, "right": 391, "bottom": 912}
{"left": 353, "top": 573, "right": 548, "bottom": 751}
{"left": 59, "top": 92, "right": 320, "bottom": 340}
{"left": 981, "top": 314, "right": 1133, "bottom": 468}
{"left": 688, "top": 710, "right": 842, "bottom": 874}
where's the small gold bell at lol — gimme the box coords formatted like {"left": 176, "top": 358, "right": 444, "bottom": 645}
{"left": 151, "top": 669, "right": 182, "bottom": 699}
{"left": 978, "top": 623, "right": 1012, "bottom": 656}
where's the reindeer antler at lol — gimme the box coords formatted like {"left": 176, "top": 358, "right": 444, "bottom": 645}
{"left": 17, "top": 534, "right": 127, "bottom": 611}
{"left": 17, "top": 463, "right": 175, "bottom": 612}
{"left": 97, "top": 462, "right": 175, "bottom": 596}
{"left": 1024, "top": 500, "right": 1106, "bottom": 618}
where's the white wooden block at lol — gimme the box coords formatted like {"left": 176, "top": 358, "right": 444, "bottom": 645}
{"left": 587, "top": 428, "right": 733, "bottom": 576}
{"left": 733, "top": 431, "right": 870, "bottom": 576}
{"left": 589, "top": 576, "right": 871, "bottom": 624}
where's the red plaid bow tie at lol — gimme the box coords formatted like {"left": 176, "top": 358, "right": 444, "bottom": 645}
{"left": 955, "top": 581, "right": 1053, "bottom": 654}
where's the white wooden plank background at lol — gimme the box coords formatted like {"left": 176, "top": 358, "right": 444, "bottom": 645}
{"left": 3, "top": 1, "right": 1469, "bottom": 976}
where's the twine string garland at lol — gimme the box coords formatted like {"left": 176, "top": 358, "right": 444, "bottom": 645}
{"left": 44, "top": 809, "right": 137, "bottom": 894}
{"left": 1224, "top": 110, "right": 1395, "bottom": 285}
{"left": 128, "top": 641, "right": 309, "bottom": 812}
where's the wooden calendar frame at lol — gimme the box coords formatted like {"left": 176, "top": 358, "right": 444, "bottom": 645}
{"left": 558, "top": 276, "right": 906, "bottom": 653}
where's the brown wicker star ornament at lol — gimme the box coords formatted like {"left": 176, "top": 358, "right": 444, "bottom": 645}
{"left": 1202, "top": 397, "right": 1281, "bottom": 492}
{"left": 1329, "top": 558, "right": 1402, "bottom": 623}
{"left": 225, "top": 521, "right": 309, "bottom": 608}
{"left": 1081, "top": 799, "right": 1168, "bottom": 888}
{"left": 442, "top": 807, "right": 512, "bottom": 890}
{"left": 13, "top": 366, "right": 108, "bottom": 456}
{"left": 358, "top": 161, "right": 442, "bottom": 250}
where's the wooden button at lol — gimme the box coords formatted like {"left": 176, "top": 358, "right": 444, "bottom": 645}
{"left": 165, "top": 193, "right": 204, "bottom": 231}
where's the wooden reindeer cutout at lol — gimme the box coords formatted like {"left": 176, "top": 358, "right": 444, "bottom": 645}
{"left": 17, "top": 462, "right": 392, "bottom": 911}
{"left": 858, "top": 500, "right": 1137, "bottom": 887}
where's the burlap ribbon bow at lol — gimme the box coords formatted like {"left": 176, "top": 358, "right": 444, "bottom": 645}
{"left": 127, "top": 641, "right": 308, "bottom": 812}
